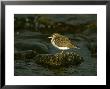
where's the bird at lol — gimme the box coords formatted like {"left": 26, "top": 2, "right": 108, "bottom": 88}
{"left": 48, "top": 33, "right": 79, "bottom": 53}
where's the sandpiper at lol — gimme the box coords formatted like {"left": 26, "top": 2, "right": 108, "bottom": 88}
{"left": 48, "top": 33, "right": 78, "bottom": 52}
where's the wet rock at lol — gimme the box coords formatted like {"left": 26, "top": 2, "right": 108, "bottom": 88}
{"left": 34, "top": 52, "right": 84, "bottom": 68}
{"left": 14, "top": 17, "right": 26, "bottom": 30}
{"left": 14, "top": 50, "right": 38, "bottom": 61}
{"left": 14, "top": 15, "right": 97, "bottom": 34}
{"left": 15, "top": 50, "right": 84, "bottom": 69}
{"left": 14, "top": 16, "right": 35, "bottom": 31}
{"left": 15, "top": 41, "right": 49, "bottom": 54}
{"left": 87, "top": 42, "right": 97, "bottom": 57}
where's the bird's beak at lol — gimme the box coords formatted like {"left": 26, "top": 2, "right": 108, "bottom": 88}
{"left": 48, "top": 37, "right": 52, "bottom": 38}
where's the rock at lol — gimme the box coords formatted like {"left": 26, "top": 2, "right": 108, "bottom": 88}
{"left": 14, "top": 50, "right": 84, "bottom": 69}
{"left": 86, "top": 41, "right": 97, "bottom": 58}
{"left": 14, "top": 16, "right": 35, "bottom": 31}
{"left": 15, "top": 15, "right": 96, "bottom": 33}
{"left": 15, "top": 41, "right": 49, "bottom": 54}
{"left": 14, "top": 50, "right": 38, "bottom": 60}
{"left": 34, "top": 52, "right": 84, "bottom": 68}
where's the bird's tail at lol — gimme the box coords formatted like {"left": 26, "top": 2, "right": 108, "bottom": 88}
{"left": 74, "top": 46, "right": 80, "bottom": 49}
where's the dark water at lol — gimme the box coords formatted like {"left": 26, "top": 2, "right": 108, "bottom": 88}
{"left": 14, "top": 14, "right": 97, "bottom": 76}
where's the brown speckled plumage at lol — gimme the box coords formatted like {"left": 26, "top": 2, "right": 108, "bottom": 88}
{"left": 49, "top": 33, "right": 76, "bottom": 49}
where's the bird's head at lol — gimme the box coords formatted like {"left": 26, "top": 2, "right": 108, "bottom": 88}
{"left": 48, "top": 33, "right": 60, "bottom": 39}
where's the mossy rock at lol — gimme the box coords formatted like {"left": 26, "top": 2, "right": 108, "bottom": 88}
{"left": 34, "top": 52, "right": 84, "bottom": 68}
{"left": 15, "top": 50, "right": 84, "bottom": 69}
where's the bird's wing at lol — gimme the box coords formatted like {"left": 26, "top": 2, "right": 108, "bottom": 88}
{"left": 61, "top": 36, "right": 72, "bottom": 43}
{"left": 59, "top": 36, "right": 74, "bottom": 47}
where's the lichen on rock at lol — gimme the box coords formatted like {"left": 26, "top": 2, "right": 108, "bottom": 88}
{"left": 34, "top": 52, "right": 84, "bottom": 68}
{"left": 14, "top": 50, "right": 84, "bottom": 69}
